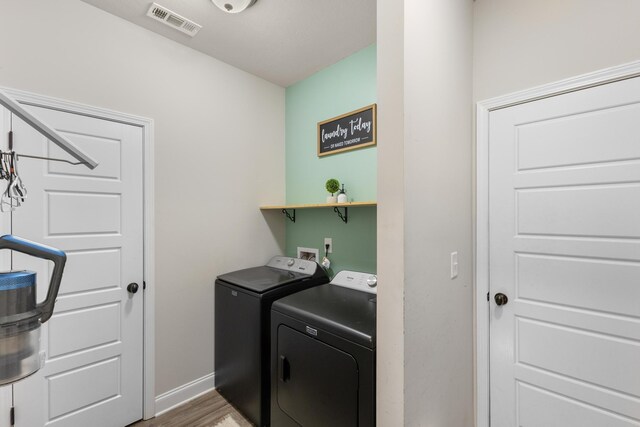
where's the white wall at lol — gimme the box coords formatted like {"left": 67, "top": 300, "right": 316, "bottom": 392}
{"left": 0, "top": 0, "right": 285, "bottom": 399}
{"left": 403, "top": 0, "right": 473, "bottom": 425}
{"left": 377, "top": 0, "right": 474, "bottom": 425}
{"left": 376, "top": 0, "right": 405, "bottom": 424}
{"left": 474, "top": 0, "right": 640, "bottom": 101}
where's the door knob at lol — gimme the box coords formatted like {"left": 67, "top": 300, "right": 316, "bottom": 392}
{"left": 494, "top": 293, "right": 508, "bottom": 306}
{"left": 127, "top": 282, "right": 139, "bottom": 294}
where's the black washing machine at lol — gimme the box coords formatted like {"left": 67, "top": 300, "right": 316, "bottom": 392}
{"left": 270, "top": 270, "right": 377, "bottom": 427}
{"left": 215, "top": 257, "right": 329, "bottom": 427}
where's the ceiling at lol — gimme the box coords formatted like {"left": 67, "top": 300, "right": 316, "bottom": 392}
{"left": 80, "top": 0, "right": 376, "bottom": 87}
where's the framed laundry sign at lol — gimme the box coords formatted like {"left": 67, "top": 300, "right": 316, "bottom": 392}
{"left": 317, "top": 104, "right": 377, "bottom": 157}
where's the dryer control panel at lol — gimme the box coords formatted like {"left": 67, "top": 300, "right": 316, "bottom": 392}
{"left": 331, "top": 270, "right": 377, "bottom": 294}
{"left": 267, "top": 256, "right": 318, "bottom": 274}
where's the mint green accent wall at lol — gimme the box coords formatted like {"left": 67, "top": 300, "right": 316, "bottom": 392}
{"left": 286, "top": 44, "right": 377, "bottom": 203}
{"left": 285, "top": 44, "right": 377, "bottom": 274}
{"left": 286, "top": 207, "right": 376, "bottom": 275}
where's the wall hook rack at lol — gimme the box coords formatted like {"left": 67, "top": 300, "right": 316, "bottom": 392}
{"left": 333, "top": 206, "right": 348, "bottom": 223}
{"left": 282, "top": 208, "right": 296, "bottom": 223}
{"left": 0, "top": 89, "right": 98, "bottom": 169}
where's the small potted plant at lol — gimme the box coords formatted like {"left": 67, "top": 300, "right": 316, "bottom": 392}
{"left": 325, "top": 178, "right": 340, "bottom": 203}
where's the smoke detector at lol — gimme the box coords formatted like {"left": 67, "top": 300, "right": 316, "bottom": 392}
{"left": 146, "top": 3, "right": 202, "bottom": 37}
{"left": 211, "top": 0, "right": 258, "bottom": 14}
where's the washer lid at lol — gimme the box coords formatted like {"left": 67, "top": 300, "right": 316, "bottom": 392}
{"left": 272, "top": 284, "right": 376, "bottom": 349}
{"left": 217, "top": 266, "right": 311, "bottom": 294}
{"left": 217, "top": 257, "right": 322, "bottom": 294}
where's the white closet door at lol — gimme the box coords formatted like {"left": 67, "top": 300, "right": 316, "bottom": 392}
{"left": 489, "top": 76, "right": 640, "bottom": 426}
{"left": 0, "top": 107, "right": 13, "bottom": 427}
{"left": 9, "top": 106, "right": 144, "bottom": 427}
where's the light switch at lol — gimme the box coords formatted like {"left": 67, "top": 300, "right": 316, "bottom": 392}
{"left": 450, "top": 251, "right": 458, "bottom": 279}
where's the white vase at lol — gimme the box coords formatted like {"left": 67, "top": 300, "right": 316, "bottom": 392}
{"left": 337, "top": 193, "right": 347, "bottom": 203}
{"left": 326, "top": 196, "right": 337, "bottom": 204}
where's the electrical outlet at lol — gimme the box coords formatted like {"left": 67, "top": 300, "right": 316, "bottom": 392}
{"left": 450, "top": 251, "right": 458, "bottom": 279}
{"left": 324, "top": 237, "right": 332, "bottom": 254}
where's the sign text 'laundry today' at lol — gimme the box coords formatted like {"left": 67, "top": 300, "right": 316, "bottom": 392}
{"left": 317, "top": 104, "right": 377, "bottom": 157}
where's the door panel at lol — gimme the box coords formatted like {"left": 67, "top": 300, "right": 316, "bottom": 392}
{"left": 46, "top": 134, "right": 122, "bottom": 180}
{"left": 489, "top": 77, "right": 640, "bottom": 426}
{"left": 517, "top": 383, "right": 640, "bottom": 427}
{"left": 517, "top": 318, "right": 640, "bottom": 396}
{"left": 58, "top": 249, "right": 121, "bottom": 295}
{"left": 277, "top": 325, "right": 358, "bottom": 427}
{"left": 515, "top": 103, "right": 640, "bottom": 170}
{"left": 48, "top": 357, "right": 120, "bottom": 419}
{"left": 9, "top": 106, "right": 143, "bottom": 427}
{"left": 516, "top": 185, "right": 640, "bottom": 238}
{"left": 48, "top": 303, "right": 121, "bottom": 357}
{"left": 0, "top": 387, "right": 10, "bottom": 427}
{"left": 516, "top": 253, "right": 640, "bottom": 317}
{"left": 47, "top": 192, "right": 122, "bottom": 235}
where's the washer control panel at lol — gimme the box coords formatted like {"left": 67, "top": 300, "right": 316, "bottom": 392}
{"left": 267, "top": 256, "right": 318, "bottom": 274}
{"left": 331, "top": 270, "right": 377, "bottom": 294}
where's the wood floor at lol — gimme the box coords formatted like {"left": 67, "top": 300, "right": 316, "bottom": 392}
{"left": 128, "top": 390, "right": 253, "bottom": 427}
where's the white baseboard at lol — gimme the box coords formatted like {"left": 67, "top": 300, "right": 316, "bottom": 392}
{"left": 154, "top": 372, "right": 216, "bottom": 416}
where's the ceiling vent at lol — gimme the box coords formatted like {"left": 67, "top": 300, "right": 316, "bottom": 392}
{"left": 146, "top": 3, "right": 202, "bottom": 37}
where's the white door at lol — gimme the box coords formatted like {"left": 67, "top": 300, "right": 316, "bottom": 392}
{"left": 7, "top": 106, "right": 144, "bottom": 426}
{"left": 489, "top": 77, "right": 640, "bottom": 426}
{"left": 0, "top": 107, "right": 11, "bottom": 235}
{"left": 0, "top": 108, "right": 11, "bottom": 427}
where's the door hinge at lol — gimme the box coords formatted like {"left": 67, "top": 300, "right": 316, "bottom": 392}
{"left": 487, "top": 292, "right": 490, "bottom": 302}
{"left": 143, "top": 281, "right": 146, "bottom": 290}
{"left": 10, "top": 406, "right": 14, "bottom": 426}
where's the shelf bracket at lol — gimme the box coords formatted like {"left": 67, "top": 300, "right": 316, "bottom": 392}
{"left": 333, "top": 206, "right": 348, "bottom": 223}
{"left": 282, "top": 208, "right": 296, "bottom": 223}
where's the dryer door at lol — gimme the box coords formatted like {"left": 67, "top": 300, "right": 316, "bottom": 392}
{"left": 276, "top": 325, "right": 358, "bottom": 427}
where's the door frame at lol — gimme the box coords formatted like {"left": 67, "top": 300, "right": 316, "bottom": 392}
{"left": 1, "top": 87, "right": 157, "bottom": 420}
{"left": 474, "top": 60, "right": 640, "bottom": 427}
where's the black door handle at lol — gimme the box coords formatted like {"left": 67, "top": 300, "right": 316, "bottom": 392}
{"left": 494, "top": 293, "right": 508, "bottom": 306}
{"left": 127, "top": 283, "right": 139, "bottom": 294}
{"left": 279, "top": 355, "right": 290, "bottom": 382}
